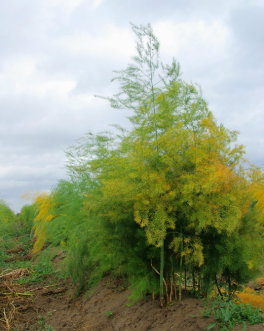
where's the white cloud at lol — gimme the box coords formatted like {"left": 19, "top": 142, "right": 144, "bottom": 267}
{"left": 59, "top": 25, "right": 134, "bottom": 60}
{"left": 45, "top": 0, "right": 84, "bottom": 12}
{"left": 0, "top": 56, "right": 76, "bottom": 97}
{"left": 154, "top": 19, "right": 230, "bottom": 67}
{"left": 92, "top": 0, "right": 105, "bottom": 9}
{"left": 0, "top": 0, "right": 263, "bottom": 212}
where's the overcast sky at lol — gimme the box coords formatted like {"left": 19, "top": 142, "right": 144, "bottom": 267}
{"left": 0, "top": 0, "right": 263, "bottom": 213}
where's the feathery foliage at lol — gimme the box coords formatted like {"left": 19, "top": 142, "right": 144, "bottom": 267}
{"left": 26, "top": 23, "right": 264, "bottom": 304}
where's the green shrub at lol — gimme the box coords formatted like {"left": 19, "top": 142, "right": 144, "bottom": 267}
{"left": 202, "top": 296, "right": 264, "bottom": 330}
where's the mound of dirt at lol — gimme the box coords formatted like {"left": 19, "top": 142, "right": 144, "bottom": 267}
{"left": 1, "top": 243, "right": 264, "bottom": 331}
{"left": 18, "top": 280, "right": 212, "bottom": 331}
{"left": 1, "top": 272, "right": 264, "bottom": 331}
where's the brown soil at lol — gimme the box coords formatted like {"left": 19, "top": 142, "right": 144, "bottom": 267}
{"left": 1, "top": 248, "right": 264, "bottom": 331}
{"left": 0, "top": 276, "right": 210, "bottom": 331}
{"left": 1, "top": 275, "right": 264, "bottom": 331}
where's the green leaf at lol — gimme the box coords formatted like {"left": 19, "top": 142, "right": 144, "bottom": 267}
{"left": 207, "top": 322, "right": 216, "bottom": 330}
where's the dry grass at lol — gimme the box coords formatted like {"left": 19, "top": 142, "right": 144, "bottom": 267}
{"left": 0, "top": 269, "right": 35, "bottom": 330}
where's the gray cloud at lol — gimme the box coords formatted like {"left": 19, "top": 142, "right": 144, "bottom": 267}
{"left": 0, "top": 0, "right": 263, "bottom": 212}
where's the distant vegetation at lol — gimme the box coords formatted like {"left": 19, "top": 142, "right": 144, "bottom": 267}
{"left": 1, "top": 24, "right": 264, "bottom": 312}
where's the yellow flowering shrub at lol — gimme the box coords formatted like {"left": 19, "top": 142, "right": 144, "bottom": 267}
{"left": 236, "top": 288, "right": 264, "bottom": 312}
{"left": 32, "top": 193, "right": 56, "bottom": 253}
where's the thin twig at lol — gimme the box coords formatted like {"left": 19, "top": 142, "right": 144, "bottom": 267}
{"left": 150, "top": 259, "right": 160, "bottom": 275}
{"left": 150, "top": 259, "right": 169, "bottom": 302}
{"left": 0, "top": 292, "right": 33, "bottom": 296}
{"left": 29, "top": 284, "right": 54, "bottom": 292}
{"left": 0, "top": 268, "right": 29, "bottom": 280}
{"left": 3, "top": 308, "right": 10, "bottom": 331}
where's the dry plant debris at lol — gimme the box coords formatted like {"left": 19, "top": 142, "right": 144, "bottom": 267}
{"left": 0, "top": 268, "right": 35, "bottom": 330}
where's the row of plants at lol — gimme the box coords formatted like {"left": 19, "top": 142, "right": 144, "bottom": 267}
{"left": 1, "top": 24, "right": 264, "bottom": 315}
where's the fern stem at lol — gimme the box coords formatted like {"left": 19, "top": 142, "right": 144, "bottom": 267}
{"left": 160, "top": 239, "right": 164, "bottom": 306}
{"left": 179, "top": 237, "right": 183, "bottom": 301}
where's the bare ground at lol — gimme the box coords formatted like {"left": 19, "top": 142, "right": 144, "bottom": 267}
{"left": 1, "top": 247, "right": 264, "bottom": 331}
{"left": 0, "top": 275, "right": 212, "bottom": 331}
{"left": 1, "top": 274, "right": 264, "bottom": 331}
